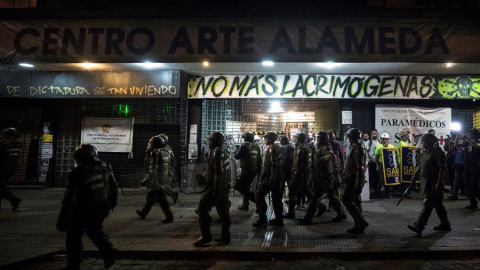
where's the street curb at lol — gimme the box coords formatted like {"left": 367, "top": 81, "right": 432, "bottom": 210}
{"left": 4, "top": 248, "right": 480, "bottom": 269}
{"left": 1, "top": 251, "right": 62, "bottom": 270}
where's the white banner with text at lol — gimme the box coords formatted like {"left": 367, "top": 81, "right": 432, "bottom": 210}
{"left": 375, "top": 105, "right": 451, "bottom": 148}
{"left": 81, "top": 117, "right": 134, "bottom": 152}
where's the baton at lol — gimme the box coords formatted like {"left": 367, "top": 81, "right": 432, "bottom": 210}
{"left": 396, "top": 167, "right": 420, "bottom": 206}
{"left": 317, "top": 179, "right": 343, "bottom": 203}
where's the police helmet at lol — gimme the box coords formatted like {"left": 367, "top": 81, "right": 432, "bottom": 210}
{"left": 316, "top": 131, "right": 329, "bottom": 145}
{"left": 421, "top": 133, "right": 438, "bottom": 150}
{"left": 242, "top": 132, "right": 255, "bottom": 142}
{"left": 158, "top": 133, "right": 169, "bottom": 146}
{"left": 380, "top": 132, "right": 390, "bottom": 140}
{"left": 207, "top": 131, "right": 226, "bottom": 148}
{"left": 264, "top": 131, "right": 278, "bottom": 144}
{"left": 73, "top": 144, "right": 98, "bottom": 164}
{"left": 280, "top": 135, "right": 289, "bottom": 145}
{"left": 148, "top": 135, "right": 166, "bottom": 149}
{"left": 295, "top": 132, "right": 307, "bottom": 143}
{"left": 1, "top": 127, "right": 20, "bottom": 139}
{"left": 346, "top": 128, "right": 362, "bottom": 143}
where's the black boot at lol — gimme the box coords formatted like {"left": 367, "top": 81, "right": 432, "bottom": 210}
{"left": 214, "top": 227, "right": 231, "bottom": 245}
{"left": 193, "top": 216, "right": 213, "bottom": 247}
{"left": 103, "top": 248, "right": 117, "bottom": 269}
{"left": 253, "top": 216, "right": 268, "bottom": 227}
{"left": 331, "top": 213, "right": 347, "bottom": 223}
{"left": 433, "top": 222, "right": 451, "bottom": 231}
{"left": 162, "top": 215, "right": 174, "bottom": 223}
{"left": 193, "top": 235, "right": 213, "bottom": 247}
{"left": 268, "top": 218, "right": 284, "bottom": 226}
{"left": 407, "top": 223, "right": 423, "bottom": 237}
{"left": 135, "top": 209, "right": 147, "bottom": 219}
{"left": 11, "top": 198, "right": 21, "bottom": 212}
{"left": 296, "top": 216, "right": 312, "bottom": 225}
{"left": 347, "top": 220, "right": 369, "bottom": 234}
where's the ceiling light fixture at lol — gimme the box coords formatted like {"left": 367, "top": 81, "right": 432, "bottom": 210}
{"left": 79, "top": 62, "right": 98, "bottom": 69}
{"left": 445, "top": 62, "right": 455, "bottom": 68}
{"left": 19, "top": 63, "right": 34, "bottom": 68}
{"left": 138, "top": 62, "right": 163, "bottom": 69}
{"left": 262, "top": 60, "right": 274, "bottom": 66}
{"left": 202, "top": 61, "right": 210, "bottom": 67}
{"left": 316, "top": 62, "right": 343, "bottom": 69}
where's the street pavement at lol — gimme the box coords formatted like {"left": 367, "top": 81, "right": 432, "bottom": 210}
{"left": 1, "top": 187, "right": 480, "bottom": 269}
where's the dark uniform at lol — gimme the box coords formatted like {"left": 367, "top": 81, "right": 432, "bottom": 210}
{"left": 234, "top": 132, "right": 262, "bottom": 211}
{"left": 408, "top": 134, "right": 451, "bottom": 237}
{"left": 283, "top": 133, "right": 312, "bottom": 219}
{"left": 0, "top": 127, "right": 22, "bottom": 211}
{"left": 254, "top": 131, "right": 284, "bottom": 226}
{"left": 298, "top": 132, "right": 345, "bottom": 225}
{"left": 194, "top": 132, "right": 232, "bottom": 246}
{"left": 342, "top": 128, "right": 369, "bottom": 234}
{"left": 463, "top": 129, "right": 480, "bottom": 209}
{"left": 56, "top": 144, "right": 118, "bottom": 270}
{"left": 136, "top": 134, "right": 176, "bottom": 223}
{"left": 279, "top": 136, "right": 294, "bottom": 196}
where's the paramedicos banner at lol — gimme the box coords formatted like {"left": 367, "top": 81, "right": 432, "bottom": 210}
{"left": 375, "top": 105, "right": 451, "bottom": 148}
{"left": 81, "top": 117, "right": 134, "bottom": 153}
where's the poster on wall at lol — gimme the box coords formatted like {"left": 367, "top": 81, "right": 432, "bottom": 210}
{"left": 381, "top": 147, "right": 400, "bottom": 186}
{"left": 375, "top": 105, "right": 451, "bottom": 149}
{"left": 400, "top": 146, "right": 420, "bottom": 183}
{"left": 81, "top": 117, "right": 134, "bottom": 152}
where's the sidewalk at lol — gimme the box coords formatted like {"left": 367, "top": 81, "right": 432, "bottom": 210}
{"left": 1, "top": 187, "right": 480, "bottom": 268}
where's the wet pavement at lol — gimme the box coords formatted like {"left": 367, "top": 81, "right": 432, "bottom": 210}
{"left": 1, "top": 187, "right": 480, "bottom": 269}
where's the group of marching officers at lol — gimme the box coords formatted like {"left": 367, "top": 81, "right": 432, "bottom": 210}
{"left": 232, "top": 129, "right": 369, "bottom": 233}
{"left": 0, "top": 124, "right": 450, "bottom": 269}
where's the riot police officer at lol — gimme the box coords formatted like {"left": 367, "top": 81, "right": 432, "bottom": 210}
{"left": 407, "top": 134, "right": 451, "bottom": 237}
{"left": 56, "top": 144, "right": 118, "bottom": 270}
{"left": 234, "top": 132, "right": 262, "bottom": 211}
{"left": 283, "top": 132, "right": 312, "bottom": 219}
{"left": 253, "top": 131, "right": 284, "bottom": 227}
{"left": 136, "top": 134, "right": 177, "bottom": 223}
{"left": 194, "top": 132, "right": 232, "bottom": 246}
{"left": 342, "top": 128, "right": 369, "bottom": 234}
{"left": 297, "top": 131, "right": 345, "bottom": 225}
{"left": 279, "top": 135, "right": 294, "bottom": 197}
{"left": 0, "top": 127, "right": 22, "bottom": 211}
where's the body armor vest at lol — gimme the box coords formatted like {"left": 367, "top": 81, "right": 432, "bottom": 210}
{"left": 148, "top": 145, "right": 175, "bottom": 189}
{"left": 237, "top": 142, "right": 261, "bottom": 171}
{"left": 79, "top": 161, "right": 112, "bottom": 206}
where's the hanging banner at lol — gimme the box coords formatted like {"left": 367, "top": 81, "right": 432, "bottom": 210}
{"left": 187, "top": 74, "right": 480, "bottom": 100}
{"left": 81, "top": 117, "right": 134, "bottom": 152}
{"left": 375, "top": 105, "right": 451, "bottom": 149}
{"left": 400, "top": 146, "right": 420, "bottom": 183}
{"left": 382, "top": 147, "right": 400, "bottom": 186}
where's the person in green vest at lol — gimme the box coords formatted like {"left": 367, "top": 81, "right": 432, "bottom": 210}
{"left": 375, "top": 133, "right": 395, "bottom": 199}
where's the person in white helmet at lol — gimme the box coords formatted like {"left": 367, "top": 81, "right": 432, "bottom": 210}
{"left": 374, "top": 133, "right": 395, "bottom": 199}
